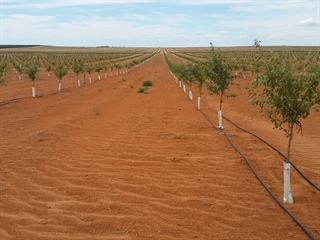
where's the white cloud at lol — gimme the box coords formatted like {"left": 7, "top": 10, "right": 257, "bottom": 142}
{"left": 8, "top": 14, "right": 55, "bottom": 23}
{"left": 1, "top": 0, "right": 154, "bottom": 10}
{"left": 299, "top": 17, "right": 319, "bottom": 27}
{"left": 123, "top": 14, "right": 151, "bottom": 21}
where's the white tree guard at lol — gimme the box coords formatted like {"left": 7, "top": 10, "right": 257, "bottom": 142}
{"left": 183, "top": 85, "right": 186, "bottom": 93}
{"left": 58, "top": 83, "right": 62, "bottom": 92}
{"left": 32, "top": 87, "right": 36, "bottom": 97}
{"left": 189, "top": 90, "right": 193, "bottom": 100}
{"left": 77, "top": 80, "right": 81, "bottom": 87}
{"left": 218, "top": 110, "right": 224, "bottom": 129}
{"left": 283, "top": 162, "right": 294, "bottom": 204}
{"left": 197, "top": 97, "right": 201, "bottom": 110}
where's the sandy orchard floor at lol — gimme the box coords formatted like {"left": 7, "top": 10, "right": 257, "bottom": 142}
{"left": 0, "top": 52, "right": 319, "bottom": 240}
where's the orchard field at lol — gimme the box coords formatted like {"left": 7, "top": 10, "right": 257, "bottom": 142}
{"left": 0, "top": 46, "right": 319, "bottom": 239}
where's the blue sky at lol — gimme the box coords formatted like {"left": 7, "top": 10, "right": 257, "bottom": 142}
{"left": 1, "top": 0, "right": 319, "bottom": 47}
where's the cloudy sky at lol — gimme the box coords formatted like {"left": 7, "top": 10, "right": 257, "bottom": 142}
{"left": 1, "top": 0, "right": 319, "bottom": 47}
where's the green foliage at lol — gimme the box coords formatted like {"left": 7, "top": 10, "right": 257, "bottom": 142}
{"left": 45, "top": 62, "right": 52, "bottom": 73}
{"left": 71, "top": 59, "right": 83, "bottom": 76}
{"left": 0, "top": 61, "right": 7, "bottom": 77}
{"left": 85, "top": 64, "right": 94, "bottom": 75}
{"left": 188, "top": 62, "right": 206, "bottom": 96}
{"left": 114, "top": 63, "right": 122, "bottom": 74}
{"left": 248, "top": 42, "right": 320, "bottom": 162}
{"left": 95, "top": 64, "right": 103, "bottom": 73}
{"left": 24, "top": 63, "right": 39, "bottom": 81}
{"left": 173, "top": 63, "right": 190, "bottom": 85}
{"left": 204, "top": 43, "right": 234, "bottom": 110}
{"left": 142, "top": 80, "right": 153, "bottom": 86}
{"left": 248, "top": 51, "right": 320, "bottom": 134}
{"left": 14, "top": 64, "right": 22, "bottom": 74}
{"left": 118, "top": 77, "right": 126, "bottom": 82}
{"left": 54, "top": 62, "right": 68, "bottom": 80}
{"left": 130, "top": 60, "right": 139, "bottom": 67}
{"left": 137, "top": 87, "right": 148, "bottom": 93}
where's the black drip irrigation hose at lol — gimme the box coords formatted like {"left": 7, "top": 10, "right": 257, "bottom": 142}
{"left": 0, "top": 90, "right": 65, "bottom": 107}
{"left": 201, "top": 100, "right": 320, "bottom": 192}
{"left": 171, "top": 78, "right": 316, "bottom": 240}
{"left": 0, "top": 96, "right": 32, "bottom": 106}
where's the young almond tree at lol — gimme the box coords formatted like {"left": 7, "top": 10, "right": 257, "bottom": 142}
{"left": 189, "top": 61, "right": 206, "bottom": 109}
{"left": 24, "top": 63, "right": 40, "bottom": 97}
{"left": 205, "top": 43, "right": 234, "bottom": 129}
{"left": 104, "top": 64, "right": 109, "bottom": 78}
{"left": 110, "top": 64, "right": 114, "bottom": 76}
{"left": 95, "top": 64, "right": 103, "bottom": 80}
{"left": 248, "top": 43, "right": 320, "bottom": 204}
{"left": 45, "top": 62, "right": 53, "bottom": 78}
{"left": 54, "top": 62, "right": 68, "bottom": 92}
{"left": 114, "top": 63, "right": 122, "bottom": 75}
{"left": 85, "top": 64, "right": 94, "bottom": 84}
{"left": 72, "top": 60, "right": 83, "bottom": 87}
{"left": 14, "top": 63, "right": 23, "bottom": 80}
{"left": 173, "top": 63, "right": 190, "bottom": 94}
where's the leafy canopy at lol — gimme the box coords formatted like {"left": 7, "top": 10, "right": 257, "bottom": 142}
{"left": 248, "top": 51, "right": 320, "bottom": 137}
{"left": 204, "top": 43, "right": 234, "bottom": 110}
{"left": 54, "top": 62, "right": 68, "bottom": 80}
{"left": 25, "top": 63, "right": 40, "bottom": 81}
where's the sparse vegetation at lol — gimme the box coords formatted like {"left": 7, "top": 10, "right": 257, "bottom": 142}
{"left": 142, "top": 80, "right": 153, "bottom": 86}
{"left": 137, "top": 87, "right": 148, "bottom": 93}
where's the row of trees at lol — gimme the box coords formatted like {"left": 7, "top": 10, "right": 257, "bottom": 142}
{"left": 13, "top": 50, "right": 158, "bottom": 97}
{"left": 166, "top": 40, "right": 320, "bottom": 204}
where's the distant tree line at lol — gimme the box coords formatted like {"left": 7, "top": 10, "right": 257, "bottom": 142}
{"left": 0, "top": 45, "right": 44, "bottom": 49}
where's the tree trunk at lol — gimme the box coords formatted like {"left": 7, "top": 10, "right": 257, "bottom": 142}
{"left": 219, "top": 93, "right": 223, "bottom": 111}
{"left": 286, "top": 122, "right": 294, "bottom": 163}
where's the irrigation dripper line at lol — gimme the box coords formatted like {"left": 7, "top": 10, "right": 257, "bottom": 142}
{"left": 200, "top": 99, "right": 320, "bottom": 192}
{"left": 170, "top": 73, "right": 316, "bottom": 240}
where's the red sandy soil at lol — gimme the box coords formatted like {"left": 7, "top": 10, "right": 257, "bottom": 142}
{"left": 0, "top": 52, "right": 319, "bottom": 239}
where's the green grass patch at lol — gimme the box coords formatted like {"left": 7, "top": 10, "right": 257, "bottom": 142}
{"left": 142, "top": 80, "right": 153, "bottom": 86}
{"left": 137, "top": 87, "right": 148, "bottom": 93}
{"left": 118, "top": 77, "right": 126, "bottom": 82}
